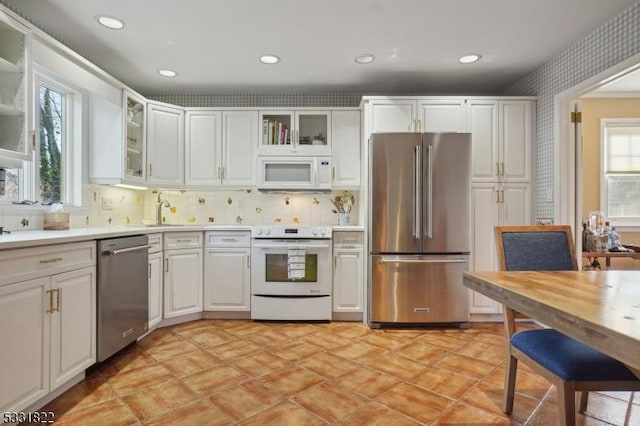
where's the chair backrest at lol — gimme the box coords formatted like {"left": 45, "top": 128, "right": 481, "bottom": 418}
{"left": 495, "top": 225, "right": 578, "bottom": 271}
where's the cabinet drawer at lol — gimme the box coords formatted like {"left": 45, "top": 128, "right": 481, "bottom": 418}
{"left": 148, "top": 233, "right": 163, "bottom": 253}
{"left": 205, "top": 231, "right": 250, "bottom": 248}
{"left": 333, "top": 231, "right": 364, "bottom": 247}
{"left": 0, "top": 241, "right": 96, "bottom": 287}
{"left": 164, "top": 232, "right": 203, "bottom": 249}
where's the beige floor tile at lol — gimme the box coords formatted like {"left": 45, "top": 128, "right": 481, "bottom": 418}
{"left": 170, "top": 319, "right": 221, "bottom": 336}
{"left": 182, "top": 364, "right": 250, "bottom": 396}
{"left": 268, "top": 340, "right": 324, "bottom": 361}
{"left": 456, "top": 339, "right": 507, "bottom": 365}
{"left": 43, "top": 374, "right": 117, "bottom": 415}
{"left": 297, "top": 351, "right": 360, "bottom": 379}
{"left": 364, "top": 352, "right": 427, "bottom": 381}
{"left": 292, "top": 382, "right": 369, "bottom": 423}
{"left": 333, "top": 367, "right": 401, "bottom": 399}
{"left": 416, "top": 332, "right": 468, "bottom": 350}
{"left": 334, "top": 402, "right": 420, "bottom": 426}
{"left": 433, "top": 401, "right": 508, "bottom": 425}
{"left": 209, "top": 339, "right": 260, "bottom": 360}
{"left": 275, "top": 323, "right": 322, "bottom": 339}
{"left": 208, "top": 381, "right": 285, "bottom": 422}
{"left": 142, "top": 338, "right": 201, "bottom": 362}
{"left": 121, "top": 379, "right": 198, "bottom": 422}
{"left": 395, "top": 341, "right": 449, "bottom": 365}
{"left": 434, "top": 352, "right": 497, "bottom": 379}
{"left": 243, "top": 328, "right": 293, "bottom": 348}
{"left": 239, "top": 400, "right": 324, "bottom": 426}
{"left": 332, "top": 323, "right": 375, "bottom": 339}
{"left": 411, "top": 366, "right": 479, "bottom": 399}
{"left": 359, "top": 332, "right": 409, "bottom": 351}
{"left": 480, "top": 366, "right": 552, "bottom": 400}
{"left": 229, "top": 350, "right": 291, "bottom": 378}
{"left": 376, "top": 382, "right": 454, "bottom": 424}
{"left": 332, "top": 340, "right": 387, "bottom": 361}
{"left": 137, "top": 327, "right": 182, "bottom": 351}
{"left": 187, "top": 329, "right": 239, "bottom": 349}
{"left": 143, "top": 400, "right": 232, "bottom": 426}
{"left": 260, "top": 365, "right": 325, "bottom": 396}
{"left": 106, "top": 364, "right": 174, "bottom": 396}
{"left": 301, "top": 330, "right": 352, "bottom": 350}
{"left": 52, "top": 398, "right": 138, "bottom": 426}
{"left": 99, "top": 345, "right": 158, "bottom": 376}
{"left": 159, "top": 348, "right": 224, "bottom": 377}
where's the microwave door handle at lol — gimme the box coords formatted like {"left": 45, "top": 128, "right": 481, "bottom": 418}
{"left": 413, "top": 145, "right": 421, "bottom": 239}
{"left": 424, "top": 144, "right": 433, "bottom": 239}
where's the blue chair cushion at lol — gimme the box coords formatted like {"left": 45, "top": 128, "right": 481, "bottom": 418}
{"left": 511, "top": 329, "right": 639, "bottom": 381}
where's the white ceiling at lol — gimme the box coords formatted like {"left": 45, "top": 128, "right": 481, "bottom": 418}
{"left": 2, "top": 0, "right": 637, "bottom": 94}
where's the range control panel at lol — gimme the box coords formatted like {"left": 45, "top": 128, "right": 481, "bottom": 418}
{"left": 251, "top": 226, "right": 332, "bottom": 239}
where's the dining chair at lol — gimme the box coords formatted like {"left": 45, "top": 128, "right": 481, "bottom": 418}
{"left": 494, "top": 225, "right": 640, "bottom": 426}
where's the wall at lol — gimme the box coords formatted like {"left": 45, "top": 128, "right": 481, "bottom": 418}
{"left": 580, "top": 98, "right": 640, "bottom": 269}
{"left": 505, "top": 3, "right": 640, "bottom": 223}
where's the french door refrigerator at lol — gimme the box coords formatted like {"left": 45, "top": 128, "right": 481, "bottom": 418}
{"left": 369, "top": 132, "right": 471, "bottom": 326}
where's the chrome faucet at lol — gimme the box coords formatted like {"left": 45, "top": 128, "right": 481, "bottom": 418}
{"left": 156, "top": 192, "right": 171, "bottom": 225}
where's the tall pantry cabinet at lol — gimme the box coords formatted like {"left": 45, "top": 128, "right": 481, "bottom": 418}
{"left": 361, "top": 96, "right": 535, "bottom": 319}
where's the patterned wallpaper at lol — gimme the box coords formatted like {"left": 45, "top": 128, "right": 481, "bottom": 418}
{"left": 504, "top": 2, "right": 640, "bottom": 221}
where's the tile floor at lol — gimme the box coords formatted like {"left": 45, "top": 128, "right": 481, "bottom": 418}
{"left": 41, "top": 320, "right": 638, "bottom": 425}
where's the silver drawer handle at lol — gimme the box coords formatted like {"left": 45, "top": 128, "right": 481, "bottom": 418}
{"left": 109, "top": 244, "right": 152, "bottom": 256}
{"left": 378, "top": 258, "right": 467, "bottom": 264}
{"left": 221, "top": 238, "right": 237, "bottom": 242}
{"left": 40, "top": 257, "right": 63, "bottom": 264}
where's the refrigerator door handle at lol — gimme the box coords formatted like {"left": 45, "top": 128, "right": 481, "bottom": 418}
{"left": 424, "top": 144, "right": 433, "bottom": 239}
{"left": 377, "top": 258, "right": 468, "bottom": 264}
{"left": 413, "top": 145, "right": 422, "bottom": 239}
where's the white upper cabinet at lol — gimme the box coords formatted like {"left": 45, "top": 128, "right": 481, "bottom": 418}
{"left": 123, "top": 91, "right": 147, "bottom": 185}
{"left": 185, "top": 110, "right": 222, "bottom": 187}
{"left": 0, "top": 11, "right": 32, "bottom": 167}
{"left": 418, "top": 99, "right": 466, "bottom": 132}
{"left": 467, "top": 99, "right": 533, "bottom": 183}
{"left": 147, "top": 101, "right": 184, "bottom": 187}
{"left": 369, "top": 99, "right": 417, "bottom": 134}
{"left": 258, "top": 110, "right": 331, "bottom": 155}
{"left": 331, "top": 109, "right": 361, "bottom": 188}
{"left": 185, "top": 110, "right": 257, "bottom": 187}
{"left": 223, "top": 110, "right": 257, "bottom": 186}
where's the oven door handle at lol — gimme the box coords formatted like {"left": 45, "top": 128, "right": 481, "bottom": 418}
{"left": 252, "top": 243, "right": 331, "bottom": 249}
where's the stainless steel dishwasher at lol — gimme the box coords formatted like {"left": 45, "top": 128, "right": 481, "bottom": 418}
{"left": 97, "top": 235, "right": 150, "bottom": 362}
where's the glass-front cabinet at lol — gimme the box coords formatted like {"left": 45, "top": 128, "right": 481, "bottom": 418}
{"left": 123, "top": 90, "right": 146, "bottom": 183}
{"left": 0, "top": 11, "right": 32, "bottom": 167}
{"left": 258, "top": 110, "right": 330, "bottom": 155}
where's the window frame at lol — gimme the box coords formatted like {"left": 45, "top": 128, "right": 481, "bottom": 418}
{"left": 600, "top": 117, "right": 640, "bottom": 228}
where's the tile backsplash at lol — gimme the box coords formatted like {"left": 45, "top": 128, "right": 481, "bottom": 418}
{"left": 0, "top": 185, "right": 359, "bottom": 231}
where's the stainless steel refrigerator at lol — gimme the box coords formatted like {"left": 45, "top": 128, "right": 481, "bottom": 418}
{"left": 368, "top": 132, "right": 471, "bottom": 326}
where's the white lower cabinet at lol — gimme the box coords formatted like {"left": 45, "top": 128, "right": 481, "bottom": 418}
{"left": 0, "top": 242, "right": 96, "bottom": 413}
{"left": 332, "top": 231, "right": 364, "bottom": 315}
{"left": 148, "top": 251, "right": 163, "bottom": 328}
{"left": 470, "top": 183, "right": 530, "bottom": 314}
{"left": 163, "top": 232, "right": 203, "bottom": 318}
{"left": 204, "top": 231, "right": 251, "bottom": 312}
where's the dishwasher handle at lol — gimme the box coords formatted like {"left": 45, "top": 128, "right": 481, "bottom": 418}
{"left": 107, "top": 244, "right": 152, "bottom": 256}
{"left": 378, "top": 258, "right": 467, "bottom": 264}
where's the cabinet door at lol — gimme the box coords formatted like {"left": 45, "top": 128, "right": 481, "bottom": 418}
{"left": 0, "top": 13, "right": 32, "bottom": 165}
{"left": 185, "top": 110, "right": 222, "bottom": 187}
{"left": 469, "top": 184, "right": 501, "bottom": 314}
{"left": 331, "top": 110, "right": 361, "bottom": 188}
{"left": 500, "top": 183, "right": 531, "bottom": 225}
{"left": 148, "top": 251, "right": 163, "bottom": 328}
{"left": 49, "top": 267, "right": 96, "bottom": 391}
{"left": 0, "top": 277, "right": 49, "bottom": 412}
{"left": 164, "top": 249, "right": 203, "bottom": 318}
{"left": 418, "top": 99, "right": 466, "bottom": 132}
{"left": 467, "top": 100, "right": 499, "bottom": 182}
{"left": 204, "top": 248, "right": 250, "bottom": 311}
{"left": 500, "top": 101, "right": 532, "bottom": 182}
{"left": 295, "top": 110, "right": 331, "bottom": 154}
{"left": 333, "top": 248, "right": 364, "bottom": 313}
{"left": 123, "top": 90, "right": 147, "bottom": 183}
{"left": 223, "top": 111, "right": 257, "bottom": 186}
{"left": 370, "top": 100, "right": 416, "bottom": 133}
{"left": 147, "top": 102, "right": 184, "bottom": 187}
{"left": 258, "top": 110, "right": 294, "bottom": 153}
{"left": 89, "top": 94, "right": 123, "bottom": 184}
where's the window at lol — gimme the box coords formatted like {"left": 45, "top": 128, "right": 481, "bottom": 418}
{"left": 601, "top": 119, "right": 640, "bottom": 226}
{"left": 1, "top": 70, "right": 84, "bottom": 206}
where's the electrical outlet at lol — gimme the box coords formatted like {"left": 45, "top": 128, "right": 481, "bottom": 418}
{"left": 101, "top": 197, "right": 113, "bottom": 210}
{"left": 545, "top": 188, "right": 553, "bottom": 203}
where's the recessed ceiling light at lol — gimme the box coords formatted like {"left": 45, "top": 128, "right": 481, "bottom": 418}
{"left": 157, "top": 69, "right": 177, "bottom": 78}
{"left": 96, "top": 15, "right": 125, "bottom": 30}
{"left": 355, "top": 54, "right": 375, "bottom": 64}
{"left": 259, "top": 54, "right": 280, "bottom": 64}
{"left": 459, "top": 54, "right": 481, "bottom": 64}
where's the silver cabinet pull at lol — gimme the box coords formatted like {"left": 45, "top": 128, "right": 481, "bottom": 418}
{"left": 378, "top": 258, "right": 467, "bottom": 264}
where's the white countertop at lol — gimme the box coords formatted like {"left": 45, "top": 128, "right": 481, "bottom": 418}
{"left": 0, "top": 224, "right": 365, "bottom": 250}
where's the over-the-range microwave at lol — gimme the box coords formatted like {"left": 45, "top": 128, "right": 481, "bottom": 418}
{"left": 256, "top": 156, "right": 332, "bottom": 190}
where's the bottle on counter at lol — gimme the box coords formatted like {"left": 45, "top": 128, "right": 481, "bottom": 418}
{"left": 609, "top": 226, "right": 620, "bottom": 249}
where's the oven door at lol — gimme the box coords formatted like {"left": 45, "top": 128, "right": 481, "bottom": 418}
{"left": 251, "top": 239, "right": 331, "bottom": 296}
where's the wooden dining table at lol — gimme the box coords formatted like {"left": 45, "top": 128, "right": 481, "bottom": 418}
{"left": 463, "top": 270, "right": 640, "bottom": 377}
